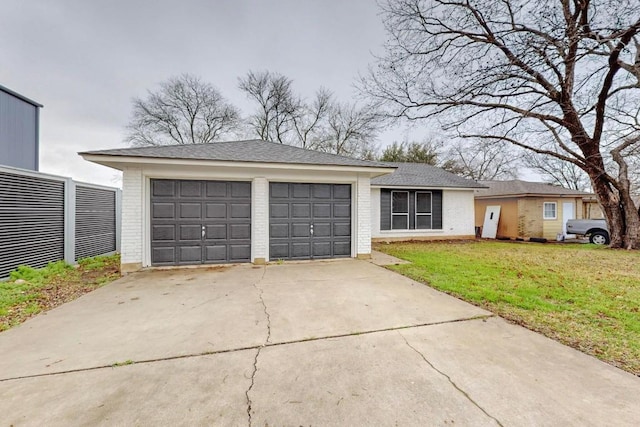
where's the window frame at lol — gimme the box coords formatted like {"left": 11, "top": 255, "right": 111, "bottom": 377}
{"left": 390, "top": 190, "right": 410, "bottom": 230}
{"left": 415, "top": 191, "right": 433, "bottom": 229}
{"left": 543, "top": 202, "right": 557, "bottom": 220}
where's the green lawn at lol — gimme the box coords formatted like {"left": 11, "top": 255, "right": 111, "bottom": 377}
{"left": 0, "top": 254, "right": 120, "bottom": 331}
{"left": 375, "top": 241, "right": 640, "bottom": 375}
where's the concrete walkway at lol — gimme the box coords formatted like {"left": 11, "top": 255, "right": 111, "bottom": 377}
{"left": 0, "top": 260, "right": 638, "bottom": 426}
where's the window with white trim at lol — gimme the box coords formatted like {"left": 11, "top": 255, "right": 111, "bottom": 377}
{"left": 543, "top": 202, "right": 557, "bottom": 219}
{"left": 415, "top": 191, "right": 432, "bottom": 229}
{"left": 391, "top": 191, "right": 409, "bottom": 229}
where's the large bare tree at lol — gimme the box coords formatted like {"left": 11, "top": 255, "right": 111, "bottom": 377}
{"left": 442, "top": 140, "right": 519, "bottom": 180}
{"left": 363, "top": 0, "right": 640, "bottom": 248}
{"left": 126, "top": 74, "right": 240, "bottom": 146}
{"left": 524, "top": 152, "right": 592, "bottom": 191}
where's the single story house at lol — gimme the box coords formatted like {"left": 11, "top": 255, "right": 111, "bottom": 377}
{"left": 81, "top": 140, "right": 483, "bottom": 272}
{"left": 474, "top": 180, "right": 596, "bottom": 240}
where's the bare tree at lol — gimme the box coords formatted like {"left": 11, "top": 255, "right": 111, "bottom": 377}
{"left": 364, "top": 0, "right": 640, "bottom": 248}
{"left": 238, "top": 70, "right": 301, "bottom": 144}
{"left": 126, "top": 74, "right": 239, "bottom": 146}
{"left": 442, "top": 140, "right": 519, "bottom": 180}
{"left": 524, "top": 152, "right": 592, "bottom": 191}
{"left": 241, "top": 70, "right": 381, "bottom": 158}
{"left": 323, "top": 102, "right": 380, "bottom": 158}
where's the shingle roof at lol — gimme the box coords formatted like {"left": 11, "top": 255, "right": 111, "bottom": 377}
{"left": 475, "top": 180, "right": 594, "bottom": 197}
{"left": 80, "top": 140, "right": 391, "bottom": 168}
{"left": 370, "top": 162, "right": 486, "bottom": 189}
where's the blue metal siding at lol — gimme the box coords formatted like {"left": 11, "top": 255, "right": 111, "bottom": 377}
{"left": 0, "top": 90, "right": 39, "bottom": 171}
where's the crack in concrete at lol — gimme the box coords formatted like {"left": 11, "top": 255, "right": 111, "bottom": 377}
{"left": 399, "top": 332, "right": 504, "bottom": 427}
{"left": 245, "top": 266, "right": 271, "bottom": 427}
{"left": 0, "top": 314, "right": 494, "bottom": 383}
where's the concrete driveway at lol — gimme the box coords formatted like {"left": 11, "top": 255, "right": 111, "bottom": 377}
{"left": 0, "top": 257, "right": 638, "bottom": 426}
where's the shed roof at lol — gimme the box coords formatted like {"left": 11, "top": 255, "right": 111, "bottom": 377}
{"left": 0, "top": 84, "right": 43, "bottom": 108}
{"left": 475, "top": 180, "right": 593, "bottom": 198}
{"left": 371, "top": 162, "right": 486, "bottom": 189}
{"left": 80, "top": 139, "right": 391, "bottom": 169}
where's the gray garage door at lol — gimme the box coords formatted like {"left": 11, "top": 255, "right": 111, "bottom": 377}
{"left": 269, "top": 183, "right": 351, "bottom": 260}
{"left": 150, "top": 180, "right": 251, "bottom": 265}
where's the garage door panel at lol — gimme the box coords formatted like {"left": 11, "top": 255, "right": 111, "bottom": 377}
{"left": 152, "top": 225, "right": 175, "bottom": 241}
{"left": 270, "top": 223, "right": 289, "bottom": 239}
{"left": 179, "top": 224, "right": 202, "bottom": 241}
{"left": 313, "top": 223, "right": 331, "bottom": 238}
{"left": 205, "top": 203, "right": 226, "bottom": 219}
{"left": 292, "top": 184, "right": 310, "bottom": 198}
{"left": 152, "top": 247, "right": 175, "bottom": 264}
{"left": 152, "top": 180, "right": 176, "bottom": 197}
{"left": 179, "top": 203, "right": 202, "bottom": 219}
{"left": 271, "top": 183, "right": 290, "bottom": 199}
{"left": 229, "top": 245, "right": 251, "bottom": 261}
{"left": 153, "top": 203, "right": 175, "bottom": 219}
{"left": 179, "top": 246, "right": 202, "bottom": 263}
{"left": 179, "top": 181, "right": 202, "bottom": 197}
{"left": 333, "top": 184, "right": 351, "bottom": 199}
{"left": 229, "top": 224, "right": 250, "bottom": 239}
{"left": 230, "top": 203, "right": 250, "bottom": 219}
{"left": 292, "top": 223, "right": 311, "bottom": 238}
{"left": 313, "top": 203, "right": 331, "bottom": 218}
{"left": 334, "top": 242, "right": 351, "bottom": 257}
{"left": 291, "top": 242, "right": 311, "bottom": 258}
{"left": 269, "top": 182, "right": 351, "bottom": 261}
{"left": 206, "top": 224, "right": 227, "bottom": 240}
{"left": 333, "top": 203, "right": 350, "bottom": 218}
{"left": 231, "top": 182, "right": 251, "bottom": 198}
{"left": 292, "top": 203, "right": 311, "bottom": 218}
{"left": 151, "top": 179, "right": 251, "bottom": 266}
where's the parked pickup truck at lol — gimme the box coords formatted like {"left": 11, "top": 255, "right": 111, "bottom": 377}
{"left": 566, "top": 219, "right": 610, "bottom": 244}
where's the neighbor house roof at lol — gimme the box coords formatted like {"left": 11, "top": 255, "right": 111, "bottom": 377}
{"left": 370, "top": 162, "right": 486, "bottom": 189}
{"left": 80, "top": 139, "right": 391, "bottom": 169}
{"left": 475, "top": 180, "right": 594, "bottom": 198}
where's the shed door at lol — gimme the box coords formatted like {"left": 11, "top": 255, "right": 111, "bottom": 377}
{"left": 150, "top": 180, "right": 251, "bottom": 265}
{"left": 269, "top": 183, "right": 351, "bottom": 260}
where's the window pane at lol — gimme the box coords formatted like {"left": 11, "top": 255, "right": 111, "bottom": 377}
{"left": 392, "top": 214, "right": 408, "bottom": 229}
{"left": 416, "top": 215, "right": 432, "bottom": 229}
{"left": 416, "top": 192, "right": 432, "bottom": 213}
{"left": 544, "top": 203, "right": 556, "bottom": 218}
{"left": 392, "top": 192, "right": 409, "bottom": 213}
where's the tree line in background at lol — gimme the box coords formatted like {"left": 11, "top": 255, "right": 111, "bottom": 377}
{"left": 125, "top": 72, "right": 584, "bottom": 186}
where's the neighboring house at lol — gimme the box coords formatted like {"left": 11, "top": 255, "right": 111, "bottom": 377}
{"left": 474, "top": 180, "right": 596, "bottom": 240}
{"left": 80, "top": 140, "right": 482, "bottom": 272}
{"left": 0, "top": 84, "right": 42, "bottom": 171}
{"left": 371, "top": 162, "right": 485, "bottom": 241}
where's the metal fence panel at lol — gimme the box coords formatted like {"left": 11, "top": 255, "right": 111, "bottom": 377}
{"left": 75, "top": 185, "right": 116, "bottom": 260}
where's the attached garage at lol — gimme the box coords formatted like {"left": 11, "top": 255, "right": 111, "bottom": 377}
{"left": 150, "top": 179, "right": 251, "bottom": 265}
{"left": 269, "top": 182, "right": 351, "bottom": 260}
{"left": 81, "top": 140, "right": 394, "bottom": 272}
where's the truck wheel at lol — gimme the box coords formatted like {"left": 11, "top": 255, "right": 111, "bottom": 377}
{"left": 589, "top": 231, "right": 610, "bottom": 245}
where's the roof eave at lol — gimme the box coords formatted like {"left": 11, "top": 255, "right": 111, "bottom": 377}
{"left": 371, "top": 183, "right": 485, "bottom": 190}
{"left": 80, "top": 153, "right": 396, "bottom": 176}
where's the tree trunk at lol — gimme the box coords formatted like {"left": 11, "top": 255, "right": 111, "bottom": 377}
{"left": 590, "top": 175, "right": 640, "bottom": 249}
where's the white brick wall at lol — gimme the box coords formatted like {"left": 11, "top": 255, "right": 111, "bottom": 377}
{"left": 121, "top": 167, "right": 143, "bottom": 265}
{"left": 356, "top": 175, "right": 371, "bottom": 255}
{"left": 251, "top": 177, "right": 269, "bottom": 261}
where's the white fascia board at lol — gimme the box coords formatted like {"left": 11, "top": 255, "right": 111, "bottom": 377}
{"left": 81, "top": 154, "right": 395, "bottom": 177}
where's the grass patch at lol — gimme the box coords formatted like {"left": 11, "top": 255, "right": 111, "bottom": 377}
{"left": 375, "top": 241, "right": 640, "bottom": 375}
{"left": 0, "top": 254, "right": 120, "bottom": 331}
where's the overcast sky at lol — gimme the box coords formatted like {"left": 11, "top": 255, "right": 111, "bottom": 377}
{"left": 1, "top": 0, "right": 431, "bottom": 186}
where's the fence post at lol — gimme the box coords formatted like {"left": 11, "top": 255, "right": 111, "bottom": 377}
{"left": 64, "top": 178, "right": 76, "bottom": 264}
{"left": 115, "top": 188, "right": 122, "bottom": 253}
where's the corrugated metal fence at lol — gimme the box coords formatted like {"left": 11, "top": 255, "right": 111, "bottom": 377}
{"left": 0, "top": 166, "right": 121, "bottom": 278}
